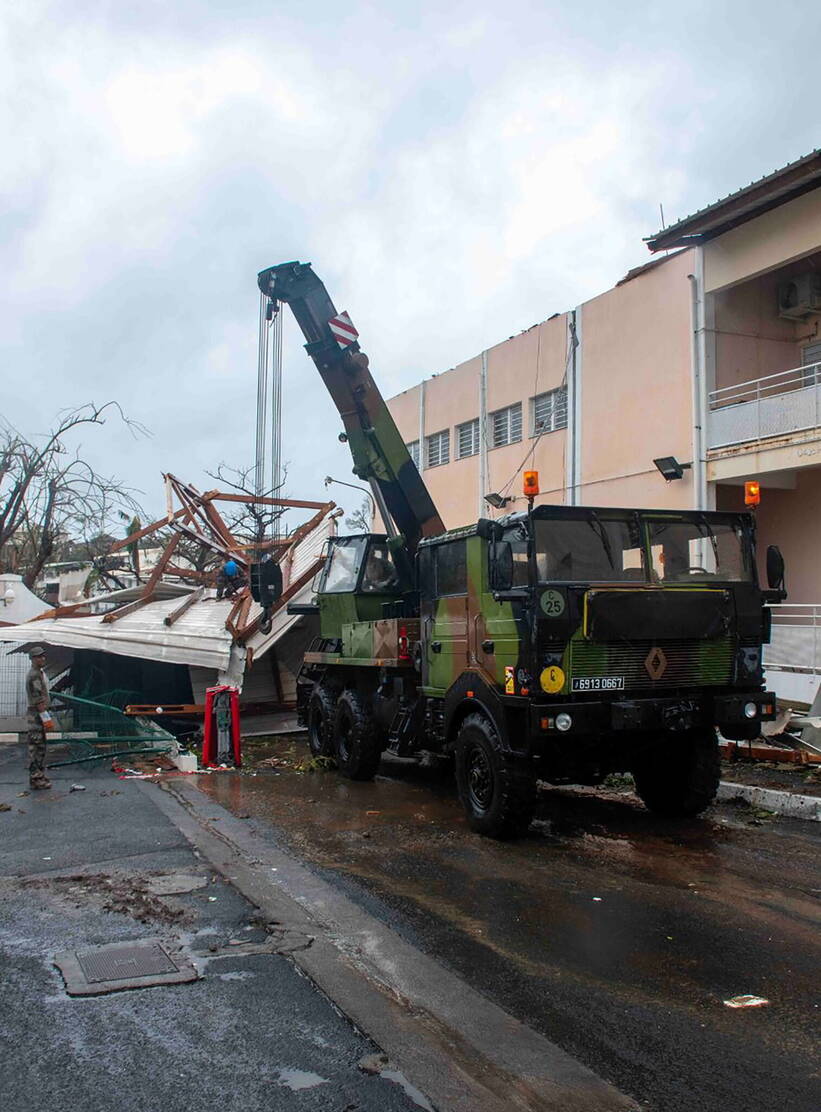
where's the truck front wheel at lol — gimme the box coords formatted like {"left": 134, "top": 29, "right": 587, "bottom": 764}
{"left": 307, "top": 684, "right": 337, "bottom": 759}
{"left": 455, "top": 713, "right": 534, "bottom": 839}
{"left": 333, "top": 690, "right": 382, "bottom": 781}
{"left": 632, "top": 728, "right": 720, "bottom": 817}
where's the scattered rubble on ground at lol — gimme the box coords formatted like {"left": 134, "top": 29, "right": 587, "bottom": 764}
{"left": 21, "top": 872, "right": 193, "bottom": 925}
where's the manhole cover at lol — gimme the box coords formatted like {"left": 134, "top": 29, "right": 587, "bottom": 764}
{"left": 54, "top": 939, "right": 198, "bottom": 996}
{"left": 78, "top": 942, "right": 178, "bottom": 983}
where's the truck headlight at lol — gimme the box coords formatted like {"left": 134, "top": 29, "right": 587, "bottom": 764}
{"left": 743, "top": 702, "right": 758, "bottom": 719}
{"left": 555, "top": 713, "right": 573, "bottom": 732}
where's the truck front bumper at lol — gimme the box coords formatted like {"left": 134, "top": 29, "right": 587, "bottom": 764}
{"left": 530, "top": 690, "right": 777, "bottom": 737}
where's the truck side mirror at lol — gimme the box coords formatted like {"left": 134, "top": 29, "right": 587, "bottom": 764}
{"left": 490, "top": 542, "right": 513, "bottom": 592}
{"left": 766, "top": 545, "right": 785, "bottom": 592}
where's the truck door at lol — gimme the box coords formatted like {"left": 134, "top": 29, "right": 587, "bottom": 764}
{"left": 420, "top": 539, "right": 469, "bottom": 693}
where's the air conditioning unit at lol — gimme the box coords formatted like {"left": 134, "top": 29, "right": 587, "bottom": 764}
{"left": 777, "top": 273, "right": 821, "bottom": 321}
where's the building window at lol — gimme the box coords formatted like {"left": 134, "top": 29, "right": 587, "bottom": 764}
{"left": 531, "top": 387, "right": 568, "bottom": 436}
{"left": 490, "top": 403, "right": 522, "bottom": 448}
{"left": 457, "top": 418, "right": 480, "bottom": 459}
{"left": 802, "top": 341, "right": 821, "bottom": 387}
{"left": 425, "top": 429, "right": 450, "bottom": 468}
{"left": 406, "top": 440, "right": 420, "bottom": 468}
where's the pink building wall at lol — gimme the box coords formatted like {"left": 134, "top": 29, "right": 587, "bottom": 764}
{"left": 579, "top": 249, "right": 696, "bottom": 510}
{"left": 387, "top": 249, "right": 700, "bottom": 527}
{"left": 485, "top": 316, "right": 568, "bottom": 508}
{"left": 716, "top": 469, "right": 821, "bottom": 604}
{"left": 711, "top": 253, "right": 821, "bottom": 395}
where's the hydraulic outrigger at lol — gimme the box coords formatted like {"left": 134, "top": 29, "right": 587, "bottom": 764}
{"left": 257, "top": 261, "right": 785, "bottom": 838}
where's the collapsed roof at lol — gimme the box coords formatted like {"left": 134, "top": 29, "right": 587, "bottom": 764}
{"left": 0, "top": 474, "right": 338, "bottom": 687}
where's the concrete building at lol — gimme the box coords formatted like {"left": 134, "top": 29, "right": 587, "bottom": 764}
{"left": 387, "top": 150, "right": 821, "bottom": 703}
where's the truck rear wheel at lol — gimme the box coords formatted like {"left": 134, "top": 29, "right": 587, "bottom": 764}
{"left": 455, "top": 713, "right": 534, "bottom": 839}
{"left": 307, "top": 684, "right": 337, "bottom": 758}
{"left": 333, "top": 690, "right": 382, "bottom": 781}
{"left": 632, "top": 728, "right": 720, "bottom": 817}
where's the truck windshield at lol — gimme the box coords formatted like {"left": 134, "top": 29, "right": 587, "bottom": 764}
{"left": 530, "top": 512, "right": 753, "bottom": 585}
{"left": 534, "top": 516, "right": 644, "bottom": 583}
{"left": 647, "top": 517, "right": 751, "bottom": 582}
{"left": 322, "top": 536, "right": 368, "bottom": 593}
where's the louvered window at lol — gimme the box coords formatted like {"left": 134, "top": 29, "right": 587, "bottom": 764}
{"left": 425, "top": 429, "right": 450, "bottom": 468}
{"left": 406, "top": 440, "right": 420, "bottom": 468}
{"left": 457, "top": 418, "right": 480, "bottom": 459}
{"left": 802, "top": 342, "right": 821, "bottom": 387}
{"left": 531, "top": 387, "right": 568, "bottom": 435}
{"left": 490, "top": 403, "right": 522, "bottom": 448}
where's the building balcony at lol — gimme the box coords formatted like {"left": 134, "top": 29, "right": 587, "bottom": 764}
{"left": 708, "top": 360, "right": 821, "bottom": 452}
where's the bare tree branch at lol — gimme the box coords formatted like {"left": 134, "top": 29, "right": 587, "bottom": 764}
{"left": 0, "top": 403, "right": 147, "bottom": 587}
{"left": 205, "top": 462, "right": 289, "bottom": 545}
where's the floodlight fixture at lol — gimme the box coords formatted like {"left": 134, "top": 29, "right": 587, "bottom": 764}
{"left": 653, "top": 456, "right": 692, "bottom": 481}
{"left": 484, "top": 492, "right": 513, "bottom": 509}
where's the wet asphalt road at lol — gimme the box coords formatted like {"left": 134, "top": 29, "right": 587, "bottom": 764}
{"left": 199, "top": 741, "right": 821, "bottom": 1112}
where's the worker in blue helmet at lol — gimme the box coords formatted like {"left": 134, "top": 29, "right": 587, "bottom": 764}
{"left": 217, "top": 558, "right": 246, "bottom": 599}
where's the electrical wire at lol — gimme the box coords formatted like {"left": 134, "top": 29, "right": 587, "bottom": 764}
{"left": 496, "top": 318, "right": 577, "bottom": 501}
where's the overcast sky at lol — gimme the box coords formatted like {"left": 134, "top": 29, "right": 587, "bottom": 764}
{"left": 2, "top": 0, "right": 819, "bottom": 530}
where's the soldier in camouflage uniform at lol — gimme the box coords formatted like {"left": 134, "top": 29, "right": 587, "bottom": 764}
{"left": 26, "top": 645, "right": 52, "bottom": 790}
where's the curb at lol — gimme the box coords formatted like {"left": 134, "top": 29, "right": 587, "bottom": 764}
{"left": 717, "top": 781, "right": 821, "bottom": 821}
{"left": 144, "top": 778, "right": 640, "bottom": 1112}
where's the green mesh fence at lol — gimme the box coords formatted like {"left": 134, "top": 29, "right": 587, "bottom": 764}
{"left": 46, "top": 691, "right": 175, "bottom": 767}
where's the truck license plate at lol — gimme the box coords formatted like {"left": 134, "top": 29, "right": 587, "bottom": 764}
{"left": 571, "top": 676, "right": 625, "bottom": 692}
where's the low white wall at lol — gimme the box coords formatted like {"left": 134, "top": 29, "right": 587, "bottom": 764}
{"left": 764, "top": 666, "right": 819, "bottom": 708}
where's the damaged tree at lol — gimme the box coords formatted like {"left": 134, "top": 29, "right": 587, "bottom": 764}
{"left": 0, "top": 403, "right": 145, "bottom": 587}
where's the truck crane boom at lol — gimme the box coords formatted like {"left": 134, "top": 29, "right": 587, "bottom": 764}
{"left": 257, "top": 261, "right": 444, "bottom": 557}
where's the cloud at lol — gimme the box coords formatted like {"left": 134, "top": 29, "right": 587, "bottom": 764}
{"left": 1, "top": 0, "right": 818, "bottom": 530}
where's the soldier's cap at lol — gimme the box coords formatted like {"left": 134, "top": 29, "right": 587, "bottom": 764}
{"left": 28, "top": 645, "right": 47, "bottom": 658}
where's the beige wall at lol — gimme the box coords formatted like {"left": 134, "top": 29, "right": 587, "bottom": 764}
{"left": 704, "top": 187, "right": 821, "bottom": 293}
{"left": 579, "top": 248, "right": 696, "bottom": 509}
{"left": 486, "top": 317, "right": 569, "bottom": 507}
{"left": 716, "top": 467, "right": 821, "bottom": 603}
{"left": 419, "top": 355, "right": 483, "bottom": 526}
{"left": 388, "top": 249, "right": 699, "bottom": 526}
{"left": 390, "top": 318, "right": 571, "bottom": 528}
{"left": 382, "top": 185, "right": 821, "bottom": 610}
{"left": 712, "top": 249, "right": 821, "bottom": 393}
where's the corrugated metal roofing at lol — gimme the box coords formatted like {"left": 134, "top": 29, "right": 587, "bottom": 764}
{"left": 0, "top": 511, "right": 336, "bottom": 678}
{"left": 0, "top": 594, "right": 237, "bottom": 671}
{"left": 645, "top": 149, "right": 821, "bottom": 252}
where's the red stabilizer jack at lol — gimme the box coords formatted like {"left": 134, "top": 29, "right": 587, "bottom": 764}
{"left": 202, "top": 685, "right": 241, "bottom": 768}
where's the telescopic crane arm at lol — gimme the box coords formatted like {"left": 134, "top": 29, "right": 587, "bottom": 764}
{"left": 257, "top": 261, "right": 445, "bottom": 557}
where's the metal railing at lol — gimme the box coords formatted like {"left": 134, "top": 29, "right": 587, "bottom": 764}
{"left": 764, "top": 604, "right": 821, "bottom": 676}
{"left": 708, "top": 360, "right": 821, "bottom": 449}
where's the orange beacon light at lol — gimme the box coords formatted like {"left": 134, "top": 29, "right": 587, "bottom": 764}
{"left": 523, "top": 471, "right": 540, "bottom": 497}
{"left": 744, "top": 480, "right": 761, "bottom": 507}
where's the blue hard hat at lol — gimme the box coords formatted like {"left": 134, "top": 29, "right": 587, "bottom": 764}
{"left": 224, "top": 560, "right": 239, "bottom": 576}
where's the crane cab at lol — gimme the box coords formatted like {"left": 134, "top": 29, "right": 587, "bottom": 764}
{"left": 316, "top": 534, "right": 407, "bottom": 638}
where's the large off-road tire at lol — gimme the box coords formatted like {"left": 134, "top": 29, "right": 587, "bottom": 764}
{"left": 307, "top": 683, "right": 338, "bottom": 759}
{"left": 632, "top": 728, "right": 720, "bottom": 817}
{"left": 454, "top": 713, "right": 535, "bottom": 839}
{"left": 333, "top": 689, "right": 382, "bottom": 781}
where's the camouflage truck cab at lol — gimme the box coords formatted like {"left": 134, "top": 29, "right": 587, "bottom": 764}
{"left": 297, "top": 504, "right": 782, "bottom": 837}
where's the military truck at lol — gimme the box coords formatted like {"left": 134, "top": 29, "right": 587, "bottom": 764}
{"left": 256, "top": 261, "right": 786, "bottom": 838}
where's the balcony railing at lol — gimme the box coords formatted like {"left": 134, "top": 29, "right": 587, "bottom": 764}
{"left": 708, "top": 360, "right": 821, "bottom": 450}
{"left": 764, "top": 604, "right": 821, "bottom": 677}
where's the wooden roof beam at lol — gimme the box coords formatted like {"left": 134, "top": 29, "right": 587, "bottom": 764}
{"left": 164, "top": 586, "right": 205, "bottom": 626}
